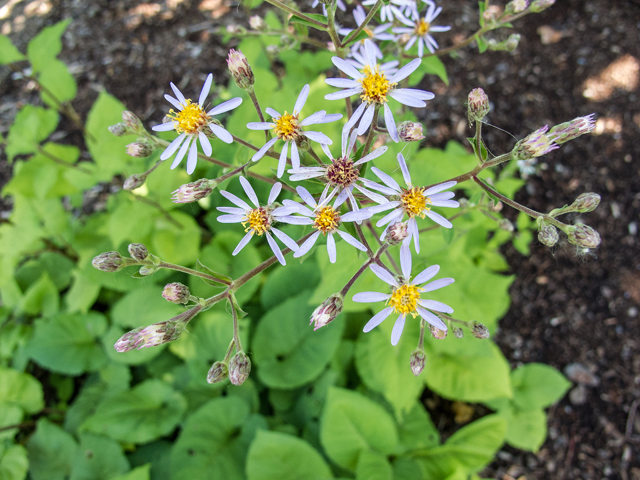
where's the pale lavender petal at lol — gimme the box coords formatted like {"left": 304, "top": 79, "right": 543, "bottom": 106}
{"left": 208, "top": 97, "right": 243, "bottom": 116}
{"left": 421, "top": 277, "right": 455, "bottom": 292}
{"left": 354, "top": 145, "right": 388, "bottom": 166}
{"left": 400, "top": 243, "right": 412, "bottom": 279}
{"left": 164, "top": 94, "right": 182, "bottom": 110}
{"left": 395, "top": 88, "right": 435, "bottom": 100}
{"left": 217, "top": 214, "right": 245, "bottom": 223}
{"left": 363, "top": 39, "right": 378, "bottom": 68}
{"left": 409, "top": 217, "right": 420, "bottom": 252}
{"left": 217, "top": 206, "right": 246, "bottom": 215}
{"left": 252, "top": 137, "right": 279, "bottom": 162}
{"left": 334, "top": 188, "right": 349, "bottom": 209}
{"left": 160, "top": 133, "right": 187, "bottom": 160}
{"left": 371, "top": 166, "right": 401, "bottom": 191}
{"left": 366, "top": 202, "right": 399, "bottom": 215}
{"left": 198, "top": 73, "right": 213, "bottom": 106}
{"left": 430, "top": 25, "right": 451, "bottom": 33}
{"left": 417, "top": 307, "right": 447, "bottom": 331}
{"left": 314, "top": 113, "right": 343, "bottom": 124}
{"left": 152, "top": 122, "right": 176, "bottom": 132}
{"left": 357, "top": 104, "right": 376, "bottom": 135}
{"left": 266, "top": 232, "right": 286, "bottom": 266}
{"left": 360, "top": 178, "right": 400, "bottom": 196}
{"left": 418, "top": 37, "right": 424, "bottom": 58}
{"left": 186, "top": 140, "right": 199, "bottom": 174}
{"left": 198, "top": 131, "right": 212, "bottom": 157}
{"left": 325, "top": 88, "right": 362, "bottom": 100}
{"left": 389, "top": 58, "right": 422, "bottom": 83}
{"left": 277, "top": 142, "right": 289, "bottom": 178}
{"left": 268, "top": 182, "right": 282, "bottom": 206}
{"left": 336, "top": 230, "right": 367, "bottom": 252}
{"left": 220, "top": 190, "right": 251, "bottom": 210}
{"left": 353, "top": 292, "right": 390, "bottom": 302}
{"left": 209, "top": 123, "right": 233, "bottom": 144}
{"left": 363, "top": 307, "right": 394, "bottom": 332}
{"left": 294, "top": 84, "right": 310, "bottom": 114}
{"left": 426, "top": 210, "right": 453, "bottom": 228}
{"left": 232, "top": 232, "right": 254, "bottom": 256}
{"left": 293, "top": 231, "right": 321, "bottom": 257}
{"left": 414, "top": 264, "right": 440, "bottom": 285}
{"left": 325, "top": 78, "right": 359, "bottom": 88}
{"left": 391, "top": 314, "right": 406, "bottom": 345}
{"left": 418, "top": 299, "right": 453, "bottom": 313}
{"left": 239, "top": 176, "right": 260, "bottom": 207}
{"left": 388, "top": 90, "right": 426, "bottom": 108}
{"left": 170, "top": 82, "right": 186, "bottom": 104}
{"left": 278, "top": 215, "right": 314, "bottom": 225}
{"left": 343, "top": 103, "right": 366, "bottom": 142}
{"left": 342, "top": 209, "right": 373, "bottom": 222}
{"left": 291, "top": 140, "right": 300, "bottom": 170}
{"left": 296, "top": 186, "right": 318, "bottom": 208}
{"left": 247, "top": 122, "right": 276, "bottom": 130}
{"left": 404, "top": 35, "right": 418, "bottom": 51}
{"left": 424, "top": 180, "right": 457, "bottom": 196}
{"left": 326, "top": 233, "right": 337, "bottom": 263}
{"left": 303, "top": 131, "right": 332, "bottom": 145}
{"left": 171, "top": 137, "right": 191, "bottom": 169}
{"left": 370, "top": 264, "right": 399, "bottom": 287}
{"left": 376, "top": 208, "right": 404, "bottom": 228}
{"left": 397, "top": 153, "right": 412, "bottom": 186}
{"left": 270, "top": 227, "right": 299, "bottom": 252}
{"left": 431, "top": 199, "right": 460, "bottom": 208}
{"left": 384, "top": 103, "right": 399, "bottom": 142}
{"left": 429, "top": 191, "right": 456, "bottom": 201}
{"left": 266, "top": 107, "right": 281, "bottom": 118}
{"left": 299, "top": 110, "right": 326, "bottom": 126}
{"left": 289, "top": 172, "right": 325, "bottom": 182}
{"left": 331, "top": 57, "right": 362, "bottom": 79}
{"left": 272, "top": 206, "right": 298, "bottom": 216}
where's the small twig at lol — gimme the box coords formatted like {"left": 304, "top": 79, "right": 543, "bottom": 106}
{"left": 36, "top": 145, "right": 92, "bottom": 174}
{"left": 264, "top": 0, "right": 328, "bottom": 29}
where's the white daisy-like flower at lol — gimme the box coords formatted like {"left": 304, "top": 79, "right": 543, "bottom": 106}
{"left": 362, "top": 0, "right": 411, "bottom": 22}
{"left": 279, "top": 185, "right": 372, "bottom": 263}
{"left": 339, "top": 6, "right": 395, "bottom": 59}
{"left": 353, "top": 243, "right": 454, "bottom": 345}
{"left": 152, "top": 73, "right": 242, "bottom": 174}
{"left": 324, "top": 39, "right": 434, "bottom": 142}
{"left": 393, "top": 0, "right": 451, "bottom": 57}
{"left": 288, "top": 130, "right": 389, "bottom": 214}
{"left": 247, "top": 84, "right": 342, "bottom": 178}
{"left": 216, "top": 176, "right": 299, "bottom": 266}
{"left": 312, "top": 0, "right": 346, "bottom": 15}
{"left": 365, "top": 153, "right": 459, "bottom": 252}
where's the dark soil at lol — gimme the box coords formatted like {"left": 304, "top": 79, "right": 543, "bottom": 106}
{"left": 1, "top": 0, "right": 639, "bottom": 479}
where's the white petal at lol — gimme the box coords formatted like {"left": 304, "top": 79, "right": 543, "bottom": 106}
{"left": 266, "top": 232, "right": 286, "bottom": 266}
{"left": 424, "top": 181, "right": 457, "bottom": 196}
{"left": 388, "top": 90, "right": 426, "bottom": 108}
{"left": 397, "top": 153, "right": 412, "bottom": 186}
{"left": 343, "top": 103, "right": 366, "bottom": 146}
{"left": 217, "top": 206, "right": 246, "bottom": 215}
{"left": 418, "top": 299, "right": 453, "bottom": 313}
{"left": 217, "top": 214, "right": 245, "bottom": 223}
{"left": 360, "top": 178, "right": 399, "bottom": 196}
{"left": 417, "top": 307, "right": 447, "bottom": 331}
{"left": 164, "top": 94, "right": 182, "bottom": 110}
{"left": 270, "top": 227, "right": 299, "bottom": 252}
{"left": 232, "top": 232, "right": 254, "bottom": 256}
{"left": 326, "top": 233, "right": 337, "bottom": 263}
{"left": 409, "top": 217, "right": 420, "bottom": 253}
{"left": 198, "top": 73, "right": 213, "bottom": 106}
{"left": 171, "top": 137, "right": 191, "bottom": 169}
{"left": 293, "top": 84, "right": 310, "bottom": 114}
{"left": 376, "top": 208, "right": 404, "bottom": 228}
{"left": 400, "top": 243, "right": 412, "bottom": 279}
{"left": 268, "top": 182, "right": 282, "bottom": 206}
{"left": 325, "top": 78, "right": 359, "bottom": 88}
{"left": 384, "top": 103, "right": 399, "bottom": 142}
{"left": 391, "top": 314, "right": 406, "bottom": 345}
{"left": 208, "top": 97, "right": 243, "bottom": 116}
{"left": 299, "top": 110, "right": 326, "bottom": 126}
{"left": 418, "top": 37, "right": 424, "bottom": 58}
{"left": 220, "top": 190, "right": 251, "bottom": 210}
{"left": 431, "top": 200, "right": 460, "bottom": 208}
{"left": 152, "top": 122, "right": 177, "bottom": 132}
{"left": 341, "top": 209, "right": 373, "bottom": 223}
{"left": 421, "top": 277, "right": 455, "bottom": 292}
{"left": 354, "top": 145, "right": 388, "bottom": 165}
{"left": 414, "top": 264, "right": 440, "bottom": 285}
{"left": 371, "top": 166, "right": 401, "bottom": 191}
{"left": 357, "top": 104, "right": 376, "bottom": 135}
{"left": 290, "top": 141, "right": 300, "bottom": 169}
{"left": 266, "top": 107, "right": 281, "bottom": 118}
{"left": 239, "top": 176, "right": 260, "bottom": 207}
{"left": 247, "top": 122, "right": 276, "bottom": 130}
{"left": 325, "top": 88, "right": 362, "bottom": 100}
{"left": 289, "top": 172, "right": 325, "bottom": 181}
{"left": 366, "top": 202, "right": 399, "bottom": 215}
{"left": 331, "top": 57, "right": 363, "bottom": 79}
{"left": 394, "top": 87, "right": 435, "bottom": 101}
{"left": 336, "top": 230, "right": 367, "bottom": 252}
{"left": 352, "top": 292, "right": 390, "bottom": 303}
{"left": 426, "top": 210, "right": 453, "bottom": 228}
{"left": 296, "top": 186, "right": 317, "bottom": 209}
{"left": 293, "top": 231, "right": 320, "bottom": 258}
{"left": 370, "top": 264, "right": 399, "bottom": 287}
{"left": 430, "top": 192, "right": 456, "bottom": 201}
{"left": 209, "top": 124, "right": 233, "bottom": 144}
{"left": 278, "top": 215, "right": 314, "bottom": 225}
{"left": 389, "top": 58, "right": 422, "bottom": 83}
{"left": 170, "top": 82, "right": 186, "bottom": 104}
{"left": 277, "top": 142, "right": 289, "bottom": 179}
{"left": 198, "top": 131, "right": 212, "bottom": 156}
{"left": 160, "top": 133, "right": 187, "bottom": 160}
{"left": 303, "top": 131, "right": 332, "bottom": 145}
{"left": 363, "top": 39, "right": 378, "bottom": 68}
{"left": 186, "top": 140, "right": 199, "bottom": 174}
{"left": 314, "top": 113, "right": 343, "bottom": 124}
{"left": 252, "top": 137, "right": 279, "bottom": 162}
{"left": 363, "top": 307, "right": 394, "bottom": 332}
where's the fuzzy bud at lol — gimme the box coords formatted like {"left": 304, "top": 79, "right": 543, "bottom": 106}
{"left": 123, "top": 173, "right": 147, "bottom": 190}
{"left": 126, "top": 141, "right": 154, "bottom": 158}
{"left": 498, "top": 218, "right": 514, "bottom": 232}
{"left": 429, "top": 324, "right": 448, "bottom": 340}
{"left": 512, "top": 125, "right": 559, "bottom": 161}
{"left": 470, "top": 321, "right": 490, "bottom": 339}
{"left": 171, "top": 178, "right": 218, "bottom": 204}
{"left": 538, "top": 225, "right": 559, "bottom": 247}
{"left": 410, "top": 349, "right": 426, "bottom": 376}
{"left": 108, "top": 123, "right": 127, "bottom": 137}
{"left": 567, "top": 224, "right": 601, "bottom": 249}
{"left": 249, "top": 15, "right": 267, "bottom": 30}
{"left": 504, "top": 33, "right": 521, "bottom": 52}
{"left": 467, "top": 88, "right": 490, "bottom": 122}
{"left": 139, "top": 265, "right": 159, "bottom": 276}
{"left": 128, "top": 243, "right": 149, "bottom": 261}
{"left": 122, "top": 111, "right": 144, "bottom": 134}
{"left": 452, "top": 326, "right": 464, "bottom": 338}
{"left": 92, "top": 251, "right": 124, "bottom": 272}
{"left": 482, "top": 6, "right": 501, "bottom": 23}
{"left": 530, "top": 0, "right": 555, "bottom": 12}
{"left": 398, "top": 121, "right": 425, "bottom": 142}
{"left": 228, "top": 352, "right": 251, "bottom": 386}
{"left": 505, "top": 0, "right": 528, "bottom": 14}
{"left": 162, "top": 282, "right": 190, "bottom": 304}
{"left": 386, "top": 222, "right": 409, "bottom": 245}
{"left": 570, "top": 192, "right": 601, "bottom": 213}
{"left": 227, "top": 49, "right": 254, "bottom": 90}
{"left": 207, "top": 361, "right": 229, "bottom": 384}
{"left": 310, "top": 293, "right": 344, "bottom": 330}
{"left": 548, "top": 114, "right": 596, "bottom": 145}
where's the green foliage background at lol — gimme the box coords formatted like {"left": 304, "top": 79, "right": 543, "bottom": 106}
{"left": 0, "top": 17, "right": 570, "bottom": 480}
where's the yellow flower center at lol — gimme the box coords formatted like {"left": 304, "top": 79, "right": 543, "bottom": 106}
{"left": 388, "top": 283, "right": 421, "bottom": 317}
{"left": 313, "top": 205, "right": 340, "bottom": 234}
{"left": 415, "top": 19, "right": 430, "bottom": 36}
{"left": 243, "top": 208, "right": 271, "bottom": 236}
{"left": 358, "top": 65, "right": 396, "bottom": 105}
{"left": 168, "top": 100, "right": 210, "bottom": 135}
{"left": 273, "top": 112, "right": 300, "bottom": 140}
{"left": 401, "top": 187, "right": 432, "bottom": 218}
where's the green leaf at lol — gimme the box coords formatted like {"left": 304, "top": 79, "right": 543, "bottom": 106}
{"left": 151, "top": 212, "right": 201, "bottom": 266}
{"left": 65, "top": 271, "right": 101, "bottom": 313}
{"left": 0, "top": 402, "right": 23, "bottom": 441}
{"left": 80, "top": 380, "right": 187, "bottom": 444}
{"left": 14, "top": 252, "right": 74, "bottom": 291}
{"left": 170, "top": 397, "right": 265, "bottom": 480}
{"left": 0, "top": 366, "right": 44, "bottom": 414}
{"left": 19, "top": 272, "right": 59, "bottom": 316}
{"left": 0, "top": 35, "right": 25, "bottom": 64}
{"left": 356, "top": 450, "right": 393, "bottom": 480}
{"left": 260, "top": 257, "right": 321, "bottom": 310}
{"left": 26, "top": 418, "right": 78, "bottom": 480}
{"left": 342, "top": 29, "right": 373, "bottom": 47}
{"left": 246, "top": 430, "right": 333, "bottom": 480}
{"left": 408, "top": 56, "right": 448, "bottom": 86}
{"left": 5, "top": 105, "right": 59, "bottom": 162}
{"left": 501, "top": 407, "right": 547, "bottom": 452}
{"left": 26, "top": 312, "right": 108, "bottom": 376}
{"left": 110, "top": 465, "right": 151, "bottom": 480}
{"left": 111, "top": 286, "right": 183, "bottom": 329}
{"left": 511, "top": 363, "right": 571, "bottom": 410}
{"left": 196, "top": 260, "right": 232, "bottom": 285}
{"left": 27, "top": 19, "right": 71, "bottom": 72}
{"left": 38, "top": 58, "right": 77, "bottom": 106}
{"left": 253, "top": 293, "right": 345, "bottom": 389}
{"left": 477, "top": 35, "right": 488, "bottom": 53}
{"left": 0, "top": 444, "right": 28, "bottom": 480}
{"left": 288, "top": 13, "right": 328, "bottom": 30}
{"left": 398, "top": 403, "right": 440, "bottom": 451}
{"left": 71, "top": 433, "right": 130, "bottom": 480}
{"left": 320, "top": 387, "right": 399, "bottom": 471}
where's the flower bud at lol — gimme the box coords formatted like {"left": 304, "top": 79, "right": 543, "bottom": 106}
{"left": 505, "top": 0, "right": 528, "bottom": 14}
{"left": 410, "top": 349, "right": 426, "bottom": 376}
{"left": 429, "top": 324, "right": 447, "bottom": 340}
{"left": 512, "top": 125, "right": 559, "bottom": 161}
{"left": 570, "top": 192, "right": 600, "bottom": 213}
{"left": 538, "top": 225, "right": 559, "bottom": 247}
{"left": 227, "top": 49, "right": 254, "bottom": 90}
{"left": 123, "top": 173, "right": 147, "bottom": 191}
{"left": 162, "top": 282, "right": 190, "bottom": 304}
{"left": 530, "top": 0, "right": 555, "bottom": 12}
{"left": 171, "top": 178, "right": 218, "bottom": 203}
{"left": 504, "top": 33, "right": 521, "bottom": 52}
{"left": 397, "top": 121, "right": 425, "bottom": 142}
{"left": 126, "top": 141, "right": 154, "bottom": 158}
{"left": 467, "top": 88, "right": 490, "bottom": 122}
{"left": 498, "top": 218, "right": 514, "bottom": 232}
{"left": 548, "top": 114, "right": 596, "bottom": 145}
{"left": 108, "top": 123, "right": 127, "bottom": 137}
{"left": 228, "top": 352, "right": 251, "bottom": 386}
{"left": 114, "top": 311, "right": 195, "bottom": 352}
{"left": 398, "top": 33, "right": 412, "bottom": 46}
{"left": 139, "top": 265, "right": 159, "bottom": 276}
{"left": 310, "top": 293, "right": 344, "bottom": 330}
{"left": 122, "top": 111, "right": 144, "bottom": 134}
{"left": 92, "top": 251, "right": 124, "bottom": 272}
{"left": 128, "top": 243, "right": 149, "bottom": 261}
{"left": 566, "top": 224, "right": 601, "bottom": 249}
{"left": 249, "top": 15, "right": 266, "bottom": 30}
{"left": 207, "top": 361, "right": 229, "bottom": 384}
{"left": 386, "top": 222, "right": 409, "bottom": 245}
{"left": 452, "top": 326, "right": 464, "bottom": 338}
{"left": 470, "top": 321, "right": 490, "bottom": 339}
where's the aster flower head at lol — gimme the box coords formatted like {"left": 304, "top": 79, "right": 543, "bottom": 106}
{"left": 279, "top": 185, "right": 372, "bottom": 263}
{"left": 152, "top": 74, "right": 243, "bottom": 174}
{"left": 216, "top": 177, "right": 300, "bottom": 266}
{"left": 512, "top": 125, "right": 560, "bottom": 161}
{"left": 247, "top": 84, "right": 342, "bottom": 177}
{"left": 325, "top": 40, "right": 434, "bottom": 142}
{"left": 353, "top": 244, "right": 455, "bottom": 345}
{"left": 393, "top": 0, "right": 451, "bottom": 57}
{"left": 364, "top": 153, "right": 460, "bottom": 253}
{"left": 339, "top": 6, "right": 395, "bottom": 59}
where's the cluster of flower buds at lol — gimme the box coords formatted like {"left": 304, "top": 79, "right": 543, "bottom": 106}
{"left": 310, "top": 293, "right": 344, "bottom": 330}
{"left": 207, "top": 351, "right": 252, "bottom": 386}
{"left": 227, "top": 49, "right": 254, "bottom": 91}
{"left": 467, "top": 88, "right": 490, "bottom": 123}
{"left": 171, "top": 178, "right": 220, "bottom": 203}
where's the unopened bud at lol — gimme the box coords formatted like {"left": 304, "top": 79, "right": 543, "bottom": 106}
{"left": 452, "top": 326, "right": 464, "bottom": 338}
{"left": 538, "top": 225, "right": 559, "bottom": 247}
{"left": 398, "top": 33, "right": 412, "bottom": 46}
{"left": 498, "top": 218, "right": 514, "bottom": 232}
{"left": 570, "top": 192, "right": 600, "bottom": 213}
{"left": 123, "top": 173, "right": 147, "bottom": 190}
{"left": 467, "top": 88, "right": 490, "bottom": 122}
{"left": 249, "top": 15, "right": 266, "bottom": 30}
{"left": 122, "top": 111, "right": 144, "bottom": 134}
{"left": 470, "top": 321, "right": 490, "bottom": 339}
{"left": 207, "top": 361, "right": 229, "bottom": 384}
{"left": 504, "top": 33, "right": 521, "bottom": 52}
{"left": 228, "top": 352, "right": 251, "bottom": 386}
{"left": 108, "top": 123, "right": 127, "bottom": 137}
{"left": 505, "top": 0, "right": 528, "bottom": 14}
{"left": 139, "top": 265, "right": 159, "bottom": 276}
{"left": 398, "top": 121, "right": 425, "bottom": 142}
{"left": 92, "top": 251, "right": 124, "bottom": 272}
{"left": 429, "top": 324, "right": 447, "bottom": 340}
{"left": 512, "top": 125, "right": 559, "bottom": 161}
{"left": 548, "top": 114, "right": 596, "bottom": 145}
{"left": 128, "top": 243, "right": 149, "bottom": 261}
{"left": 310, "top": 293, "right": 344, "bottom": 330}
{"left": 227, "top": 49, "right": 254, "bottom": 90}
{"left": 162, "top": 282, "right": 190, "bottom": 304}
{"left": 126, "top": 141, "right": 154, "bottom": 158}
{"left": 410, "top": 349, "right": 426, "bottom": 376}
{"left": 482, "top": 6, "right": 500, "bottom": 23}
{"left": 530, "top": 0, "right": 555, "bottom": 12}
{"left": 386, "top": 222, "right": 409, "bottom": 245}
{"left": 171, "top": 178, "right": 218, "bottom": 204}
{"left": 567, "top": 224, "right": 601, "bottom": 249}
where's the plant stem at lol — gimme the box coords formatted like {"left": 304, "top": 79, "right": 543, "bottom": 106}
{"left": 365, "top": 220, "right": 400, "bottom": 274}
{"left": 229, "top": 295, "right": 243, "bottom": 352}
{"left": 247, "top": 88, "right": 270, "bottom": 142}
{"left": 128, "top": 194, "right": 183, "bottom": 229}
{"left": 306, "top": 145, "right": 326, "bottom": 166}
{"left": 158, "top": 261, "right": 231, "bottom": 285}
{"left": 418, "top": 319, "right": 426, "bottom": 350}
{"left": 338, "top": 243, "right": 389, "bottom": 297}
{"left": 353, "top": 222, "right": 374, "bottom": 257}
{"left": 36, "top": 145, "right": 92, "bottom": 174}
{"left": 475, "top": 120, "right": 484, "bottom": 165}
{"left": 264, "top": 0, "right": 328, "bottom": 28}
